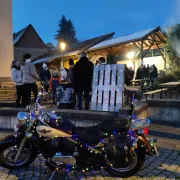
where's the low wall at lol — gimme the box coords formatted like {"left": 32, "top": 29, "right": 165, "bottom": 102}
{"left": 0, "top": 103, "right": 148, "bottom": 130}
{"left": 147, "top": 100, "right": 180, "bottom": 125}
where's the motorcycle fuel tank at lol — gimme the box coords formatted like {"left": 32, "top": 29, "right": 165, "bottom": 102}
{"left": 36, "top": 125, "right": 72, "bottom": 138}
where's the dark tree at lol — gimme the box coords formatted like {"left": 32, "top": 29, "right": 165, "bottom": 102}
{"left": 54, "top": 15, "right": 78, "bottom": 46}
{"left": 165, "top": 24, "right": 180, "bottom": 68}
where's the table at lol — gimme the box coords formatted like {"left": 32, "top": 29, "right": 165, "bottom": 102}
{"left": 159, "top": 82, "right": 180, "bottom": 99}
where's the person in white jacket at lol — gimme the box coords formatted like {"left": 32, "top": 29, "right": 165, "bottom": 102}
{"left": 11, "top": 60, "right": 25, "bottom": 107}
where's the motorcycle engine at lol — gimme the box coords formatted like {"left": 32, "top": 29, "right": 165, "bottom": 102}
{"left": 106, "top": 134, "right": 132, "bottom": 167}
{"left": 50, "top": 153, "right": 76, "bottom": 168}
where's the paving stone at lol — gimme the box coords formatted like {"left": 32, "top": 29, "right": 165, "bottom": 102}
{"left": 152, "top": 169, "right": 161, "bottom": 175}
{"left": 168, "top": 174, "right": 177, "bottom": 179}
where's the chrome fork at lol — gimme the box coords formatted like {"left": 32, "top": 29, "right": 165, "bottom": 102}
{"left": 14, "top": 137, "right": 27, "bottom": 163}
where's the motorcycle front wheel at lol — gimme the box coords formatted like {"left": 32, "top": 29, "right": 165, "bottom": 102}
{"left": 107, "top": 150, "right": 145, "bottom": 177}
{"left": 0, "top": 144, "right": 37, "bottom": 169}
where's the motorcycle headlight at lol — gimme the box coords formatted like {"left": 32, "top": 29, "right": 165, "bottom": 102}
{"left": 131, "top": 118, "right": 150, "bottom": 130}
{"left": 17, "top": 112, "right": 29, "bottom": 125}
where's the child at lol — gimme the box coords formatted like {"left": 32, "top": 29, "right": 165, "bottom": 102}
{"left": 49, "top": 69, "right": 61, "bottom": 104}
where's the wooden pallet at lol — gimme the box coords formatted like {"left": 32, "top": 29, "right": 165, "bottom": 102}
{"left": 91, "top": 64, "right": 125, "bottom": 112}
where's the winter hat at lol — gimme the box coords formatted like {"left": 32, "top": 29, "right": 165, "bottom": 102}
{"left": 23, "top": 53, "right": 31, "bottom": 59}
{"left": 69, "top": 58, "right": 74, "bottom": 65}
{"left": 43, "top": 63, "right": 48, "bottom": 70}
{"left": 80, "top": 52, "right": 86, "bottom": 58}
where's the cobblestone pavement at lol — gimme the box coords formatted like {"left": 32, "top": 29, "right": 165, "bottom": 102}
{"left": 0, "top": 127, "right": 179, "bottom": 180}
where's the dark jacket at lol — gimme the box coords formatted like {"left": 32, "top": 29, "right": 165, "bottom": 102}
{"left": 143, "top": 66, "right": 149, "bottom": 78}
{"left": 150, "top": 66, "right": 158, "bottom": 78}
{"left": 74, "top": 57, "right": 94, "bottom": 91}
{"left": 40, "top": 68, "right": 51, "bottom": 82}
{"left": 67, "top": 67, "right": 74, "bottom": 84}
{"left": 136, "top": 67, "right": 141, "bottom": 80}
{"left": 128, "top": 69, "right": 134, "bottom": 80}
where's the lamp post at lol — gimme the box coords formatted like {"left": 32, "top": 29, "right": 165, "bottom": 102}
{"left": 59, "top": 42, "right": 66, "bottom": 68}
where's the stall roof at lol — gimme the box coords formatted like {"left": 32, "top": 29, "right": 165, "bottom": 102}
{"left": 88, "top": 26, "right": 165, "bottom": 52}
{"left": 33, "top": 32, "right": 114, "bottom": 64}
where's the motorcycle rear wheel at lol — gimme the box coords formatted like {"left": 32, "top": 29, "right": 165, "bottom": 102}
{"left": 0, "top": 144, "right": 37, "bottom": 169}
{"left": 107, "top": 151, "right": 145, "bottom": 177}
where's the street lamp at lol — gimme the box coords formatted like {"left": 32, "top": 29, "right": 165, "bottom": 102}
{"left": 59, "top": 42, "right": 66, "bottom": 51}
{"left": 127, "top": 51, "right": 136, "bottom": 73}
{"left": 59, "top": 42, "right": 66, "bottom": 71}
{"left": 127, "top": 51, "right": 135, "bottom": 60}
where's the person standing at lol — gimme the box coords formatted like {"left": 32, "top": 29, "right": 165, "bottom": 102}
{"left": 21, "top": 53, "right": 39, "bottom": 106}
{"left": 74, "top": 52, "right": 94, "bottom": 110}
{"left": 67, "top": 59, "right": 74, "bottom": 84}
{"left": 150, "top": 64, "right": 158, "bottom": 85}
{"left": 49, "top": 69, "right": 61, "bottom": 104}
{"left": 11, "top": 60, "right": 25, "bottom": 107}
{"left": 40, "top": 63, "right": 51, "bottom": 92}
{"left": 60, "top": 67, "right": 68, "bottom": 82}
{"left": 67, "top": 58, "right": 76, "bottom": 107}
{"left": 128, "top": 66, "right": 134, "bottom": 81}
{"left": 125, "top": 65, "right": 130, "bottom": 86}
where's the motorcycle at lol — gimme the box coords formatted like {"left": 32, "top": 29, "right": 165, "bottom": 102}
{"left": 0, "top": 94, "right": 159, "bottom": 178}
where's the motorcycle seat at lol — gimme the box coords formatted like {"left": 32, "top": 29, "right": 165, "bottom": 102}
{"left": 75, "top": 125, "right": 101, "bottom": 145}
{"left": 75, "top": 117, "right": 130, "bottom": 145}
{"left": 100, "top": 117, "right": 130, "bottom": 133}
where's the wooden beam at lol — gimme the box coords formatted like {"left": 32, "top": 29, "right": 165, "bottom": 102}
{"left": 154, "top": 32, "right": 162, "bottom": 42}
{"left": 143, "top": 40, "right": 149, "bottom": 47}
{"left": 147, "top": 39, "right": 161, "bottom": 43}
{"left": 156, "top": 31, "right": 166, "bottom": 43}
{"left": 142, "top": 40, "right": 154, "bottom": 58}
{"left": 145, "top": 40, "right": 151, "bottom": 46}
{"left": 133, "top": 42, "right": 141, "bottom": 50}
{"left": 154, "top": 41, "right": 166, "bottom": 68}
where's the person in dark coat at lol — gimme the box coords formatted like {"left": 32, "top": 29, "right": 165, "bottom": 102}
{"left": 128, "top": 66, "right": 134, "bottom": 81}
{"left": 136, "top": 66, "right": 141, "bottom": 80}
{"left": 150, "top": 64, "right": 158, "bottom": 85}
{"left": 146, "top": 64, "right": 150, "bottom": 78}
{"left": 40, "top": 63, "right": 51, "bottom": 92}
{"left": 67, "top": 59, "right": 74, "bottom": 84}
{"left": 125, "top": 65, "right": 130, "bottom": 86}
{"left": 143, "top": 65, "right": 148, "bottom": 79}
{"left": 67, "top": 58, "right": 76, "bottom": 106}
{"left": 74, "top": 52, "right": 94, "bottom": 110}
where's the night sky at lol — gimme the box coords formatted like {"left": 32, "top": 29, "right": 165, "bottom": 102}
{"left": 13, "top": 0, "right": 179, "bottom": 45}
